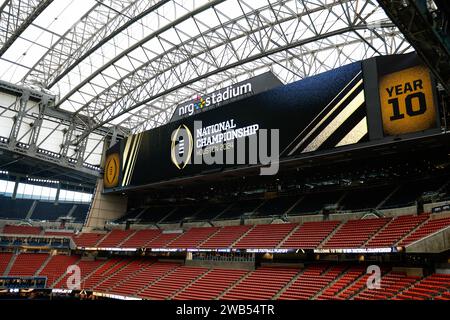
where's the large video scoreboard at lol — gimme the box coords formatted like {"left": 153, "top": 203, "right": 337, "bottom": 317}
{"left": 104, "top": 53, "right": 441, "bottom": 192}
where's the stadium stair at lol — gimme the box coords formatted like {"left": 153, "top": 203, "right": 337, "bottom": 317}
{"left": 199, "top": 225, "right": 254, "bottom": 249}
{"left": 173, "top": 268, "right": 249, "bottom": 300}
{"left": 73, "top": 232, "right": 108, "bottom": 248}
{"left": 276, "top": 224, "right": 301, "bottom": 248}
{"left": 316, "top": 221, "right": 345, "bottom": 249}
{"left": 221, "top": 267, "right": 299, "bottom": 300}
{"left": 399, "top": 216, "right": 450, "bottom": 246}
{"left": 168, "top": 268, "right": 213, "bottom": 299}
{"left": 273, "top": 269, "right": 305, "bottom": 299}
{"left": 278, "top": 264, "right": 345, "bottom": 300}
{"left": 81, "top": 258, "right": 123, "bottom": 290}
{"left": 135, "top": 263, "right": 182, "bottom": 298}
{"left": 54, "top": 259, "right": 105, "bottom": 289}
{"left": 311, "top": 266, "right": 351, "bottom": 300}
{"left": 211, "top": 203, "right": 235, "bottom": 220}
{"left": 316, "top": 266, "right": 366, "bottom": 300}
{"left": 365, "top": 215, "right": 430, "bottom": 248}
{"left": 8, "top": 253, "right": 49, "bottom": 277}
{"left": 120, "top": 229, "right": 161, "bottom": 248}
{"left": 335, "top": 272, "right": 374, "bottom": 300}
{"left": 280, "top": 220, "right": 341, "bottom": 249}
{"left": 112, "top": 262, "right": 180, "bottom": 297}
{"left": 34, "top": 254, "right": 53, "bottom": 276}
{"left": 156, "top": 208, "right": 178, "bottom": 224}
{"left": 96, "top": 229, "right": 136, "bottom": 248}
{"left": 0, "top": 252, "right": 17, "bottom": 276}
{"left": 216, "top": 269, "right": 254, "bottom": 300}
{"left": 376, "top": 185, "right": 401, "bottom": 209}
{"left": 322, "top": 218, "right": 391, "bottom": 249}
{"left": 394, "top": 273, "right": 450, "bottom": 300}
{"left": 106, "top": 260, "right": 155, "bottom": 294}
{"left": 138, "top": 266, "right": 209, "bottom": 300}
{"left": 434, "top": 290, "right": 450, "bottom": 300}
{"left": 145, "top": 232, "right": 184, "bottom": 248}
{"left": 92, "top": 259, "right": 136, "bottom": 292}
{"left": 392, "top": 215, "right": 431, "bottom": 246}
{"left": 353, "top": 271, "right": 419, "bottom": 300}
{"left": 284, "top": 196, "right": 304, "bottom": 215}
{"left": 38, "top": 255, "right": 80, "bottom": 287}
{"left": 167, "top": 227, "right": 221, "bottom": 249}
{"left": 233, "top": 224, "right": 298, "bottom": 249}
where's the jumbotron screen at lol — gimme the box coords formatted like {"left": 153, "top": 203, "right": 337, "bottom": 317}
{"left": 104, "top": 53, "right": 440, "bottom": 192}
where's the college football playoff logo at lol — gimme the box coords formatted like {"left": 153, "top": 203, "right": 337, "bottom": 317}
{"left": 171, "top": 124, "right": 193, "bottom": 170}
{"left": 104, "top": 153, "right": 120, "bottom": 188}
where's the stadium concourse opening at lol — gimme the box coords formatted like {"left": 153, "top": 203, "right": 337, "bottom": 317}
{"left": 0, "top": 0, "right": 450, "bottom": 310}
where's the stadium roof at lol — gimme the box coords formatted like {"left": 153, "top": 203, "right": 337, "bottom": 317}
{"left": 0, "top": 0, "right": 412, "bottom": 171}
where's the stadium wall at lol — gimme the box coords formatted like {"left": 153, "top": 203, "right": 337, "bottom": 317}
{"left": 84, "top": 179, "right": 127, "bottom": 231}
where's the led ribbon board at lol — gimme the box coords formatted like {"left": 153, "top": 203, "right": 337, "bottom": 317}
{"left": 103, "top": 54, "right": 440, "bottom": 192}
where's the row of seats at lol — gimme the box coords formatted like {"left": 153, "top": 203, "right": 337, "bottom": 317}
{"left": 366, "top": 214, "right": 429, "bottom": 247}
{"left": 2, "top": 225, "right": 42, "bottom": 235}
{"left": 1, "top": 253, "right": 449, "bottom": 300}
{"left": 3, "top": 214, "right": 450, "bottom": 250}
{"left": 0, "top": 196, "right": 89, "bottom": 222}
{"left": 395, "top": 273, "right": 450, "bottom": 300}
{"left": 279, "top": 265, "right": 346, "bottom": 300}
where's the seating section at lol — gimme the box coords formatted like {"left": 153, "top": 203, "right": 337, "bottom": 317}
{"left": 221, "top": 267, "right": 298, "bottom": 300}
{"left": 167, "top": 227, "right": 219, "bottom": 248}
{"left": 97, "top": 229, "right": 135, "bottom": 248}
{"left": 366, "top": 214, "right": 429, "bottom": 247}
{"left": 200, "top": 225, "right": 252, "bottom": 249}
{"left": 120, "top": 229, "right": 161, "bottom": 248}
{"left": 400, "top": 216, "right": 450, "bottom": 246}
{"left": 0, "top": 252, "right": 13, "bottom": 275}
{"left": 162, "top": 206, "right": 201, "bottom": 223}
{"left": 289, "top": 191, "right": 343, "bottom": 215}
{"left": 71, "top": 204, "right": 90, "bottom": 223}
{"left": 55, "top": 259, "right": 104, "bottom": 289}
{"left": 395, "top": 274, "right": 450, "bottom": 300}
{"left": 8, "top": 253, "right": 49, "bottom": 277}
{"left": 0, "top": 196, "right": 33, "bottom": 220}
{"left": 254, "top": 196, "right": 299, "bottom": 216}
{"left": 73, "top": 233, "right": 106, "bottom": 247}
{"left": 139, "top": 206, "right": 175, "bottom": 224}
{"left": 281, "top": 221, "right": 340, "bottom": 249}
{"left": 110, "top": 262, "right": 180, "bottom": 297}
{"left": 31, "top": 202, "right": 74, "bottom": 221}
{"left": 139, "top": 266, "right": 208, "bottom": 300}
{"left": 81, "top": 258, "right": 128, "bottom": 290}
{"left": 191, "top": 203, "right": 229, "bottom": 221}
{"left": 218, "top": 199, "right": 262, "bottom": 220}
{"left": 233, "top": 224, "right": 297, "bottom": 248}
{"left": 323, "top": 218, "right": 390, "bottom": 248}
{"left": 144, "top": 232, "right": 182, "bottom": 248}
{"left": 1, "top": 253, "right": 449, "bottom": 300}
{"left": 94, "top": 259, "right": 147, "bottom": 293}
{"left": 354, "top": 272, "right": 419, "bottom": 300}
{"left": 340, "top": 186, "right": 394, "bottom": 211}
{"left": 279, "top": 265, "right": 346, "bottom": 300}
{"left": 174, "top": 268, "right": 249, "bottom": 300}
{"left": 1, "top": 214, "right": 449, "bottom": 251}
{"left": 2, "top": 225, "right": 42, "bottom": 235}
{"left": 317, "top": 266, "right": 366, "bottom": 300}
{"left": 38, "top": 255, "right": 79, "bottom": 286}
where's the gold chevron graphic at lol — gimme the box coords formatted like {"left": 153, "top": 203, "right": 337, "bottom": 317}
{"left": 125, "top": 133, "right": 143, "bottom": 186}
{"left": 287, "top": 74, "right": 363, "bottom": 156}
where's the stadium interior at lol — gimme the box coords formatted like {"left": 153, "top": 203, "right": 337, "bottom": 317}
{"left": 0, "top": 0, "right": 450, "bottom": 302}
